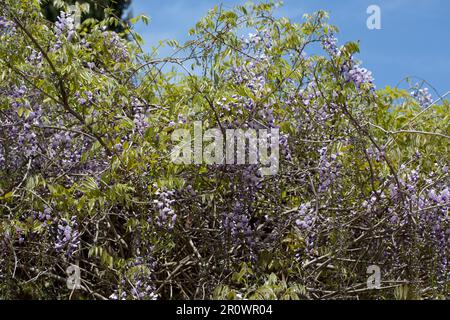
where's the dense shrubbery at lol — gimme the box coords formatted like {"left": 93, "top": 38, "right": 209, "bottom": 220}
{"left": 0, "top": 0, "right": 449, "bottom": 299}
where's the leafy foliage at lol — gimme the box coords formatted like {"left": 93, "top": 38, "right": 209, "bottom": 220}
{"left": 41, "top": 0, "right": 132, "bottom": 34}
{"left": 0, "top": 0, "right": 448, "bottom": 300}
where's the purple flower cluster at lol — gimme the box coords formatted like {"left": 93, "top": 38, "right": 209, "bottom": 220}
{"left": 295, "top": 203, "right": 314, "bottom": 229}
{"left": 102, "top": 31, "right": 129, "bottom": 62}
{"left": 0, "top": 15, "right": 15, "bottom": 34}
{"left": 153, "top": 189, "right": 177, "bottom": 230}
{"left": 1, "top": 85, "right": 43, "bottom": 163}
{"left": 222, "top": 59, "right": 281, "bottom": 132}
{"left": 295, "top": 203, "right": 317, "bottom": 255}
{"left": 411, "top": 85, "right": 433, "bottom": 108}
{"left": 279, "top": 134, "right": 292, "bottom": 161}
{"left": 131, "top": 98, "right": 151, "bottom": 135}
{"left": 0, "top": 79, "right": 111, "bottom": 187}
{"left": 229, "top": 60, "right": 268, "bottom": 98}
{"left": 26, "top": 48, "right": 42, "bottom": 66}
{"left": 223, "top": 201, "right": 253, "bottom": 246}
{"left": 110, "top": 276, "right": 158, "bottom": 300}
{"left": 0, "top": 145, "right": 4, "bottom": 168}
{"left": 38, "top": 206, "right": 53, "bottom": 222}
{"left": 244, "top": 32, "right": 262, "bottom": 46}
{"left": 242, "top": 165, "right": 262, "bottom": 189}
{"left": 366, "top": 145, "right": 385, "bottom": 162}
{"left": 242, "top": 30, "right": 273, "bottom": 51}
{"left": 75, "top": 90, "right": 95, "bottom": 106}
{"left": 322, "top": 34, "right": 375, "bottom": 89}
{"left": 27, "top": 206, "right": 54, "bottom": 225}
{"left": 0, "top": 15, "right": 8, "bottom": 29}
{"left": 55, "top": 12, "right": 75, "bottom": 42}
{"left": 387, "top": 164, "right": 449, "bottom": 283}
{"left": 341, "top": 61, "right": 375, "bottom": 89}
{"left": 296, "top": 82, "right": 340, "bottom": 131}
{"left": 417, "top": 185, "right": 449, "bottom": 281}
{"left": 317, "top": 147, "right": 340, "bottom": 193}
{"left": 16, "top": 227, "right": 25, "bottom": 244}
{"left": 55, "top": 216, "right": 80, "bottom": 258}
{"left": 322, "top": 33, "right": 340, "bottom": 56}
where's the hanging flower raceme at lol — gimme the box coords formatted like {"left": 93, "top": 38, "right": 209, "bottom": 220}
{"left": 322, "top": 33, "right": 340, "bottom": 57}
{"left": 153, "top": 189, "right": 177, "bottom": 230}
{"left": 54, "top": 11, "right": 76, "bottom": 46}
{"left": 0, "top": 15, "right": 15, "bottom": 34}
{"left": 295, "top": 203, "right": 318, "bottom": 256}
{"left": 102, "top": 31, "right": 129, "bottom": 62}
{"left": 223, "top": 201, "right": 254, "bottom": 247}
{"left": 54, "top": 216, "right": 80, "bottom": 258}
{"left": 411, "top": 84, "right": 433, "bottom": 108}
{"left": 341, "top": 60, "right": 375, "bottom": 89}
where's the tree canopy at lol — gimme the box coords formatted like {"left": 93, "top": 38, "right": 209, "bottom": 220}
{"left": 0, "top": 0, "right": 449, "bottom": 300}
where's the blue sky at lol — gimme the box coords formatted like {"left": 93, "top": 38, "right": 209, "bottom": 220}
{"left": 129, "top": 0, "right": 450, "bottom": 96}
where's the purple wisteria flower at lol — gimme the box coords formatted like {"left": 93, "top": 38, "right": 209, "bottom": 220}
{"left": 321, "top": 34, "right": 374, "bottom": 89}
{"left": 295, "top": 203, "right": 317, "bottom": 255}
{"left": 131, "top": 98, "right": 151, "bottom": 134}
{"left": 223, "top": 201, "right": 253, "bottom": 246}
{"left": 341, "top": 62, "right": 375, "bottom": 89}
{"left": 26, "top": 48, "right": 42, "bottom": 65}
{"left": 102, "top": 31, "right": 129, "bottom": 62}
{"left": 279, "top": 134, "right": 292, "bottom": 161}
{"left": 411, "top": 84, "right": 433, "bottom": 108}
{"left": 0, "top": 16, "right": 8, "bottom": 29}
{"left": 55, "top": 11, "right": 75, "bottom": 42}
{"left": 0, "top": 15, "right": 15, "bottom": 34}
{"left": 55, "top": 216, "right": 80, "bottom": 258}
{"left": 322, "top": 33, "right": 340, "bottom": 56}
{"left": 153, "top": 189, "right": 177, "bottom": 230}
{"left": 317, "top": 147, "right": 340, "bottom": 193}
